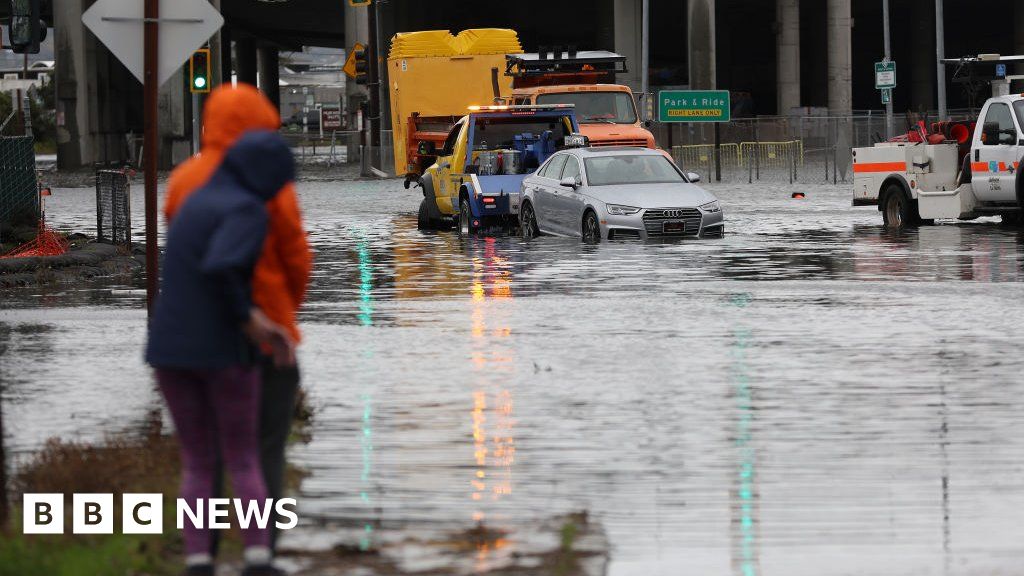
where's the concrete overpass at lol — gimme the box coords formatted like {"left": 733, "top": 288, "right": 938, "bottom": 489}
{"left": 51, "top": 0, "right": 1024, "bottom": 170}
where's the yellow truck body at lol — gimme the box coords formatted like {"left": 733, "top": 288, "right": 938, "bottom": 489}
{"left": 387, "top": 29, "right": 523, "bottom": 175}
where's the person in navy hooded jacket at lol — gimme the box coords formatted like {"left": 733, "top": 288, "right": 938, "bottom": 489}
{"left": 147, "top": 130, "right": 295, "bottom": 576}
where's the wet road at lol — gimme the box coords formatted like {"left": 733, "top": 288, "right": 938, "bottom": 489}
{"left": 5, "top": 179, "right": 1024, "bottom": 575}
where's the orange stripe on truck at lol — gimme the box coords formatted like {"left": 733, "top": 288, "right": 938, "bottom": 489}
{"left": 852, "top": 161, "right": 907, "bottom": 173}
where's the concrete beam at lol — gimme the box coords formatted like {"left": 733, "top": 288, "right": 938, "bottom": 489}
{"left": 776, "top": 0, "right": 800, "bottom": 114}
{"left": 688, "top": 0, "right": 716, "bottom": 89}
{"left": 826, "top": 0, "right": 852, "bottom": 115}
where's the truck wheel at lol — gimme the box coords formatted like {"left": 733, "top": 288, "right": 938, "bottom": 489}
{"left": 458, "top": 197, "right": 476, "bottom": 237}
{"left": 520, "top": 201, "right": 539, "bottom": 239}
{"left": 582, "top": 210, "right": 601, "bottom": 243}
{"left": 881, "top": 184, "right": 920, "bottom": 228}
{"left": 417, "top": 175, "right": 449, "bottom": 230}
{"left": 417, "top": 199, "right": 430, "bottom": 229}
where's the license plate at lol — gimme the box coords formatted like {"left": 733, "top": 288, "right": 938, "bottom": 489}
{"left": 663, "top": 220, "right": 685, "bottom": 234}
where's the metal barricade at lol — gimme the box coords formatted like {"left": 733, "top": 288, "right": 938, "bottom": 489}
{"left": 0, "top": 136, "right": 39, "bottom": 230}
{"left": 95, "top": 169, "right": 131, "bottom": 245}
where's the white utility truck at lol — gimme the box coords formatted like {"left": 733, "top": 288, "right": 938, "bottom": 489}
{"left": 853, "top": 55, "right": 1024, "bottom": 227}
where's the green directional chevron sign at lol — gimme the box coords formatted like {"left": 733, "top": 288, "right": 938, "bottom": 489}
{"left": 658, "top": 90, "right": 731, "bottom": 123}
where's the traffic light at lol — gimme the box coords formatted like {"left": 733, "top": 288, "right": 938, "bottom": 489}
{"left": 9, "top": 0, "right": 45, "bottom": 55}
{"left": 353, "top": 46, "right": 369, "bottom": 85}
{"left": 189, "top": 48, "right": 211, "bottom": 93}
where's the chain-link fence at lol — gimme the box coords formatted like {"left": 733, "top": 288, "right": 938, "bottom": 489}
{"left": 0, "top": 136, "right": 39, "bottom": 230}
{"left": 95, "top": 169, "right": 131, "bottom": 245}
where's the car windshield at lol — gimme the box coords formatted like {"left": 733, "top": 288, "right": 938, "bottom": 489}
{"left": 1014, "top": 100, "right": 1024, "bottom": 134}
{"left": 536, "top": 91, "right": 638, "bottom": 124}
{"left": 584, "top": 155, "right": 685, "bottom": 186}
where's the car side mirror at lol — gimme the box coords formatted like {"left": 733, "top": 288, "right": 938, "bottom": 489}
{"left": 686, "top": 172, "right": 701, "bottom": 183}
{"left": 559, "top": 176, "right": 579, "bottom": 189}
{"left": 643, "top": 120, "right": 652, "bottom": 128}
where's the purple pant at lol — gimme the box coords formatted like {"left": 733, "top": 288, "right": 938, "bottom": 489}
{"left": 156, "top": 366, "right": 270, "bottom": 555}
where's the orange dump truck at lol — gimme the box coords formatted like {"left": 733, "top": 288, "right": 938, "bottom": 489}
{"left": 505, "top": 50, "right": 656, "bottom": 149}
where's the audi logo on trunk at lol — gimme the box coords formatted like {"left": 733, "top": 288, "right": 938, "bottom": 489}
{"left": 662, "top": 209, "right": 684, "bottom": 218}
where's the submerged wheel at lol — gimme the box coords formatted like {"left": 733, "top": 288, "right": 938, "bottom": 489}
{"left": 520, "top": 201, "right": 539, "bottom": 240}
{"left": 582, "top": 210, "right": 601, "bottom": 243}
{"left": 881, "top": 184, "right": 920, "bottom": 228}
{"left": 459, "top": 197, "right": 476, "bottom": 237}
{"left": 418, "top": 175, "right": 450, "bottom": 230}
{"left": 417, "top": 199, "right": 430, "bottom": 229}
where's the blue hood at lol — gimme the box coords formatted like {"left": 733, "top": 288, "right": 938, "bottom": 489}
{"left": 221, "top": 130, "right": 295, "bottom": 201}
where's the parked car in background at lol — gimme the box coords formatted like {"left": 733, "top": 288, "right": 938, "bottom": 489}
{"left": 519, "top": 147, "right": 724, "bottom": 242}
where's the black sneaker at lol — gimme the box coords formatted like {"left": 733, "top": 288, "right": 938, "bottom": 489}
{"left": 181, "top": 565, "right": 214, "bottom": 576}
{"left": 240, "top": 566, "right": 285, "bottom": 576}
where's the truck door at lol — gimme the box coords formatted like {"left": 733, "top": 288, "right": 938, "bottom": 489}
{"left": 973, "top": 102, "right": 1020, "bottom": 203}
{"left": 435, "top": 120, "right": 466, "bottom": 216}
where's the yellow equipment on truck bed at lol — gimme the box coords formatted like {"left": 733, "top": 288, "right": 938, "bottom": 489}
{"left": 387, "top": 29, "right": 523, "bottom": 177}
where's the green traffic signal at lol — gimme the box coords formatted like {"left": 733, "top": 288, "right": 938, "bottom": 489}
{"left": 190, "top": 49, "right": 211, "bottom": 94}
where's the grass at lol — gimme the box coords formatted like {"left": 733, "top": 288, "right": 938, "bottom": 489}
{"left": 2, "top": 401, "right": 315, "bottom": 576}
{"left": 0, "top": 522, "right": 181, "bottom": 576}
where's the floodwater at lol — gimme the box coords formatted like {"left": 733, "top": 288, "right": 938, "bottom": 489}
{"left": 5, "top": 178, "right": 1024, "bottom": 575}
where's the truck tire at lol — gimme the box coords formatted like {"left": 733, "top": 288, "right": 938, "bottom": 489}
{"left": 417, "top": 175, "right": 449, "bottom": 230}
{"left": 458, "top": 196, "right": 477, "bottom": 237}
{"left": 881, "top": 183, "right": 921, "bottom": 228}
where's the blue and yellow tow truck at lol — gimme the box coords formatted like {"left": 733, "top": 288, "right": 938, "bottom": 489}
{"left": 417, "top": 104, "right": 583, "bottom": 234}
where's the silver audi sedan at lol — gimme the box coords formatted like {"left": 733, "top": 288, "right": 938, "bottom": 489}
{"left": 518, "top": 147, "right": 724, "bottom": 241}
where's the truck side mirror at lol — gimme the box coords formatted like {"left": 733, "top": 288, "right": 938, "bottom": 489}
{"left": 417, "top": 141, "right": 436, "bottom": 155}
{"left": 982, "top": 122, "right": 1000, "bottom": 145}
{"left": 643, "top": 120, "right": 653, "bottom": 128}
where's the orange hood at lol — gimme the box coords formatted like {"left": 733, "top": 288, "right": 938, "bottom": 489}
{"left": 201, "top": 83, "right": 281, "bottom": 152}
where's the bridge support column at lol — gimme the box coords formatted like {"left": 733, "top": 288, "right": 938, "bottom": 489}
{"left": 236, "top": 37, "right": 258, "bottom": 87}
{"left": 776, "top": 0, "right": 800, "bottom": 114}
{"left": 258, "top": 47, "right": 280, "bottom": 112}
{"left": 54, "top": 0, "right": 93, "bottom": 168}
{"left": 826, "top": 0, "right": 852, "bottom": 115}
{"left": 613, "top": 0, "right": 642, "bottom": 91}
{"left": 688, "top": 0, "right": 716, "bottom": 89}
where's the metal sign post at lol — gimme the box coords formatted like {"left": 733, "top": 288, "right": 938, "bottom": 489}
{"left": 875, "top": 59, "right": 896, "bottom": 139}
{"left": 144, "top": 0, "right": 159, "bottom": 315}
{"left": 881, "top": 0, "right": 894, "bottom": 139}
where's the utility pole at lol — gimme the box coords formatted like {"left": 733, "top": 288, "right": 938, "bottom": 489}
{"left": 144, "top": 0, "right": 159, "bottom": 315}
{"left": 935, "top": 0, "right": 947, "bottom": 119}
{"left": 367, "top": 0, "right": 381, "bottom": 169}
{"left": 882, "top": 0, "right": 893, "bottom": 139}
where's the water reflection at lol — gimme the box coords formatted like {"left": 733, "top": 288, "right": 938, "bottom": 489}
{"left": 729, "top": 294, "right": 758, "bottom": 576}
{"left": 467, "top": 238, "right": 517, "bottom": 572}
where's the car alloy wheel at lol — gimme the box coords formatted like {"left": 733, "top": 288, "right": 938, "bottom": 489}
{"left": 582, "top": 211, "right": 601, "bottom": 243}
{"left": 521, "top": 203, "right": 538, "bottom": 239}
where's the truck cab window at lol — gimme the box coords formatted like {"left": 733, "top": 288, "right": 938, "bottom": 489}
{"left": 441, "top": 123, "right": 462, "bottom": 156}
{"left": 981, "top": 103, "right": 1017, "bottom": 146}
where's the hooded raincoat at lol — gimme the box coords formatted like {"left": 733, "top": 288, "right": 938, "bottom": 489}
{"left": 147, "top": 131, "right": 296, "bottom": 369}
{"left": 166, "top": 84, "right": 312, "bottom": 344}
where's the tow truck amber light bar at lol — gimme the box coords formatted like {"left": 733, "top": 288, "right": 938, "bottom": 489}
{"left": 467, "top": 104, "right": 575, "bottom": 112}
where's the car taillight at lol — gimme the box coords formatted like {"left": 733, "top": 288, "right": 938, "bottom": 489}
{"left": 482, "top": 197, "right": 496, "bottom": 204}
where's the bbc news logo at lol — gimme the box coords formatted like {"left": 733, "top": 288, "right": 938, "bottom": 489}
{"left": 23, "top": 494, "right": 298, "bottom": 534}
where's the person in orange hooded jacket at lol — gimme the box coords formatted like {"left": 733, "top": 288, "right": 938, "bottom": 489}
{"left": 165, "top": 83, "right": 312, "bottom": 558}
